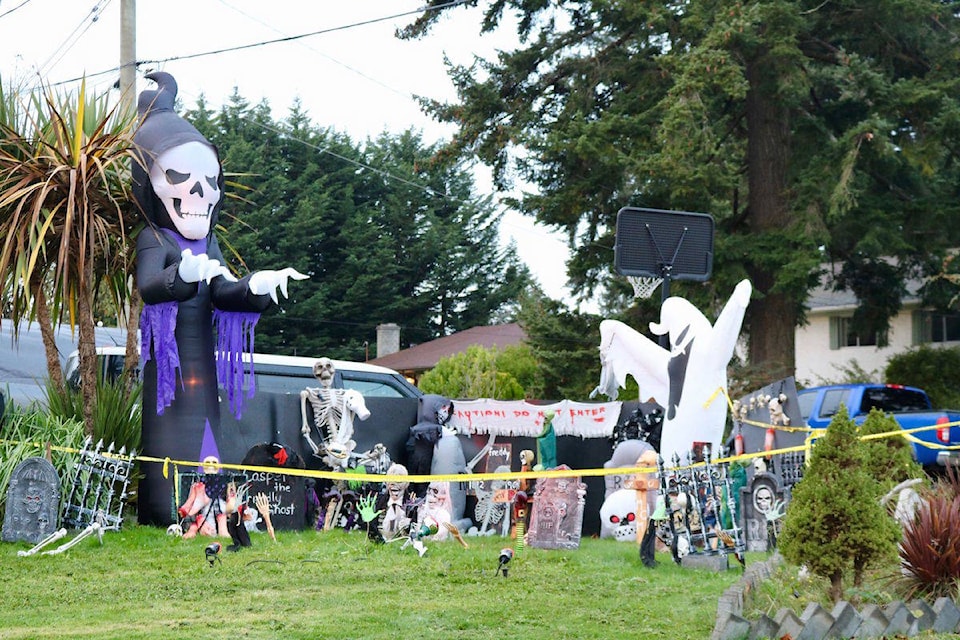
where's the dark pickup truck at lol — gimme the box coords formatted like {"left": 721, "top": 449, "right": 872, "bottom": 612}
{"left": 797, "top": 383, "right": 960, "bottom": 471}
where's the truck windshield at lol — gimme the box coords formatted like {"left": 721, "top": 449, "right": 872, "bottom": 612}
{"left": 859, "top": 387, "right": 930, "bottom": 413}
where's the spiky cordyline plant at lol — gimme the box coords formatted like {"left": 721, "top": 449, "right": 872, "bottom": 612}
{"left": 894, "top": 465, "right": 960, "bottom": 601}
{"left": 0, "top": 78, "right": 140, "bottom": 434}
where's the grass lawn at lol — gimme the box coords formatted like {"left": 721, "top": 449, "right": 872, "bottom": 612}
{"left": 0, "top": 525, "right": 744, "bottom": 639}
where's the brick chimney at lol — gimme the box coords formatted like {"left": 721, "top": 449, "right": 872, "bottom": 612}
{"left": 376, "top": 323, "right": 400, "bottom": 357}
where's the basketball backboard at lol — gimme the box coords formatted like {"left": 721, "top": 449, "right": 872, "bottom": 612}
{"left": 614, "top": 207, "right": 714, "bottom": 281}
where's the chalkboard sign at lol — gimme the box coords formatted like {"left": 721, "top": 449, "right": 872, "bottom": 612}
{"left": 244, "top": 470, "right": 306, "bottom": 531}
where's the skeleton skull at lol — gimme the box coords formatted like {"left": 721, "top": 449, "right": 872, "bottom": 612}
{"left": 312, "top": 358, "right": 336, "bottom": 389}
{"left": 149, "top": 141, "right": 221, "bottom": 240}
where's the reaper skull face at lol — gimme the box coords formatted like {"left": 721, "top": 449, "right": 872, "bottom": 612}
{"left": 149, "top": 141, "right": 221, "bottom": 240}
{"left": 436, "top": 402, "right": 452, "bottom": 426}
{"left": 312, "top": 358, "right": 336, "bottom": 388}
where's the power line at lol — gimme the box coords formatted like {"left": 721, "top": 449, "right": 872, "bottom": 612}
{"left": 37, "top": 0, "right": 112, "bottom": 79}
{"left": 0, "top": 0, "right": 33, "bottom": 19}
{"left": 48, "top": 0, "right": 471, "bottom": 87}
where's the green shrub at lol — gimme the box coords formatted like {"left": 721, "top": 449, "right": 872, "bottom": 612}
{"left": 44, "top": 376, "right": 141, "bottom": 454}
{"left": 778, "top": 405, "right": 900, "bottom": 602}
{"left": 859, "top": 408, "right": 924, "bottom": 490}
{"left": 0, "top": 405, "right": 85, "bottom": 524}
{"left": 885, "top": 345, "right": 960, "bottom": 409}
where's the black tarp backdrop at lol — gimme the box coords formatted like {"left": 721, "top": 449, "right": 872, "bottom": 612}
{"left": 206, "top": 393, "right": 638, "bottom": 537}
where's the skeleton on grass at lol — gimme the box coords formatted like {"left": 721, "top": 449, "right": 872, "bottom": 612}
{"left": 300, "top": 357, "right": 371, "bottom": 469}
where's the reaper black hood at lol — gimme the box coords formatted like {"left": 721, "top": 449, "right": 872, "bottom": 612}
{"left": 131, "top": 71, "right": 224, "bottom": 235}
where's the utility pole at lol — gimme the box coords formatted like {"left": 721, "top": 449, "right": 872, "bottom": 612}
{"left": 119, "top": 0, "right": 136, "bottom": 112}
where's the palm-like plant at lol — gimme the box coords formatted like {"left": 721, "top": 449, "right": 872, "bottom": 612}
{"left": 0, "top": 78, "right": 140, "bottom": 435}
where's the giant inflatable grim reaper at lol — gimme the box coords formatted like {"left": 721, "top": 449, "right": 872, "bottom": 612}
{"left": 592, "top": 280, "right": 751, "bottom": 464}
{"left": 132, "top": 72, "right": 307, "bottom": 525}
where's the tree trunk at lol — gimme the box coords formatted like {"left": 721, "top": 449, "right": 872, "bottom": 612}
{"left": 123, "top": 281, "right": 141, "bottom": 392}
{"left": 77, "top": 217, "right": 98, "bottom": 438}
{"left": 744, "top": 54, "right": 796, "bottom": 379}
{"left": 33, "top": 280, "right": 66, "bottom": 396}
{"left": 829, "top": 569, "right": 844, "bottom": 604}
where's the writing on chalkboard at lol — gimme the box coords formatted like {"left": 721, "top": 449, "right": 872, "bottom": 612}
{"left": 245, "top": 471, "right": 305, "bottom": 530}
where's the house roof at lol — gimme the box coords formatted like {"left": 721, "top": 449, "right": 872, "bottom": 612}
{"left": 367, "top": 323, "right": 527, "bottom": 373}
{"left": 805, "top": 264, "right": 923, "bottom": 312}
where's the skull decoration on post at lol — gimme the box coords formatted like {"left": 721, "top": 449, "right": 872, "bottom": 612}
{"left": 132, "top": 72, "right": 308, "bottom": 526}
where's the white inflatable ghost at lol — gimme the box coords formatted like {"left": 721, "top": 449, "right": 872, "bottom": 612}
{"left": 592, "top": 279, "right": 752, "bottom": 463}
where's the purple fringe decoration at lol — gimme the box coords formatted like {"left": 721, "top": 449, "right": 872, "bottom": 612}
{"left": 141, "top": 302, "right": 181, "bottom": 415}
{"left": 214, "top": 309, "right": 260, "bottom": 419}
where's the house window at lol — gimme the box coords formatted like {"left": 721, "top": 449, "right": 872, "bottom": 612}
{"left": 913, "top": 310, "right": 960, "bottom": 344}
{"left": 829, "top": 316, "right": 881, "bottom": 349}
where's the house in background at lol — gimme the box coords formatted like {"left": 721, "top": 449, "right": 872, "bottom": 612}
{"left": 368, "top": 322, "right": 527, "bottom": 385}
{"left": 795, "top": 272, "right": 960, "bottom": 385}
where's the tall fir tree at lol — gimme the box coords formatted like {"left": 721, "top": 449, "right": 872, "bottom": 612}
{"left": 187, "top": 93, "right": 532, "bottom": 359}
{"left": 401, "top": 0, "right": 960, "bottom": 377}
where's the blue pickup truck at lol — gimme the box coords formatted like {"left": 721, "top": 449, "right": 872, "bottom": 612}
{"left": 797, "top": 383, "right": 960, "bottom": 471}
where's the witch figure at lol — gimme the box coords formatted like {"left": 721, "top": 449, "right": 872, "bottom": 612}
{"left": 132, "top": 72, "right": 307, "bottom": 525}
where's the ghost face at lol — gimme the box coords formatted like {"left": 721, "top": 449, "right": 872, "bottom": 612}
{"left": 149, "top": 141, "right": 221, "bottom": 240}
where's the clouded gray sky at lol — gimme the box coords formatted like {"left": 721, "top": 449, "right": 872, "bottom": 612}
{"left": 3, "top": 0, "right": 588, "bottom": 307}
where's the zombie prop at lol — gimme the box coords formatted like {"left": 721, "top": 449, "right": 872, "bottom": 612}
{"left": 367, "top": 463, "right": 414, "bottom": 543}
{"left": 407, "top": 395, "right": 452, "bottom": 484}
{"left": 299, "top": 358, "right": 371, "bottom": 469}
{"left": 592, "top": 280, "right": 751, "bottom": 463}
{"left": 132, "top": 72, "right": 307, "bottom": 526}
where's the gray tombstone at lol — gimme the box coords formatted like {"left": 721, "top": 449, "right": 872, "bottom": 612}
{"left": 528, "top": 466, "right": 587, "bottom": 550}
{"left": 2, "top": 457, "right": 61, "bottom": 544}
{"left": 739, "top": 471, "right": 785, "bottom": 553}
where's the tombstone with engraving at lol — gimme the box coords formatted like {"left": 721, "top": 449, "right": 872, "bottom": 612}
{"left": 527, "top": 466, "right": 587, "bottom": 550}
{"left": 739, "top": 471, "right": 786, "bottom": 552}
{"left": 240, "top": 443, "right": 306, "bottom": 531}
{"left": 2, "top": 457, "right": 61, "bottom": 544}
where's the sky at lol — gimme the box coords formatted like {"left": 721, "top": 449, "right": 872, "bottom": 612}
{"left": 2, "top": 0, "right": 587, "bottom": 308}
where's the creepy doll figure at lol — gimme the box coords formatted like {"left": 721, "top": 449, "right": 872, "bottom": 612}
{"left": 132, "top": 72, "right": 307, "bottom": 525}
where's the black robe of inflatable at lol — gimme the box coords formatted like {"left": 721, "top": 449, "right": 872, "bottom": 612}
{"left": 133, "top": 72, "right": 272, "bottom": 525}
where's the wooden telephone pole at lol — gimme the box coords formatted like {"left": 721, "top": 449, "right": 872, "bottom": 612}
{"left": 119, "top": 0, "right": 136, "bottom": 111}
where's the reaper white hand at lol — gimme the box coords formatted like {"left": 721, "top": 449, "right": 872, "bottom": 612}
{"left": 249, "top": 268, "right": 309, "bottom": 303}
{"left": 178, "top": 249, "right": 236, "bottom": 284}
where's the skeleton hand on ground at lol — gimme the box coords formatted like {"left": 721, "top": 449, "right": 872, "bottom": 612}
{"left": 765, "top": 499, "right": 786, "bottom": 522}
{"left": 249, "top": 268, "right": 309, "bottom": 303}
{"left": 178, "top": 249, "right": 237, "bottom": 284}
{"left": 358, "top": 494, "right": 382, "bottom": 524}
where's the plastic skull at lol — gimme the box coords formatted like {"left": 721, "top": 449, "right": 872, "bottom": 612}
{"left": 312, "top": 357, "right": 336, "bottom": 388}
{"left": 149, "top": 141, "right": 221, "bottom": 240}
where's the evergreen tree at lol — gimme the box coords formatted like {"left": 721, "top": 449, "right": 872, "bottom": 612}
{"left": 187, "top": 94, "right": 532, "bottom": 359}
{"left": 778, "top": 406, "right": 899, "bottom": 601}
{"left": 402, "top": 1, "right": 960, "bottom": 377}
{"left": 517, "top": 290, "right": 603, "bottom": 401}
{"left": 859, "top": 408, "right": 924, "bottom": 491}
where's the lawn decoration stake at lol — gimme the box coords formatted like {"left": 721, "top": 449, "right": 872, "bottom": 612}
{"left": 131, "top": 72, "right": 307, "bottom": 525}
{"left": 592, "top": 279, "right": 751, "bottom": 464}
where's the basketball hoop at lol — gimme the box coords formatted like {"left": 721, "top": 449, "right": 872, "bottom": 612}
{"left": 627, "top": 275, "right": 663, "bottom": 299}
